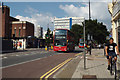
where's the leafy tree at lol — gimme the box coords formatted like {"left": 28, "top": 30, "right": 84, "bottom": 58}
{"left": 85, "top": 19, "right": 109, "bottom": 44}
{"left": 70, "top": 19, "right": 109, "bottom": 45}
{"left": 70, "top": 24, "right": 83, "bottom": 45}
{"left": 45, "top": 28, "right": 53, "bottom": 46}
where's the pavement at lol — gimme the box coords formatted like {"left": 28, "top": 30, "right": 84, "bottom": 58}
{"left": 54, "top": 49, "right": 119, "bottom": 79}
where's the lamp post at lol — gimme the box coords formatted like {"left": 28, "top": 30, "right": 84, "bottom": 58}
{"left": 88, "top": 0, "right": 92, "bottom": 55}
{"left": 82, "top": 18, "right": 86, "bottom": 69}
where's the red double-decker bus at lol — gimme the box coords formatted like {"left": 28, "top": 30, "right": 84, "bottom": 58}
{"left": 53, "top": 29, "right": 75, "bottom": 51}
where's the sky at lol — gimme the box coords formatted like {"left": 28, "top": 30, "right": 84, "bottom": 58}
{"left": 3, "top": 2, "right": 112, "bottom": 36}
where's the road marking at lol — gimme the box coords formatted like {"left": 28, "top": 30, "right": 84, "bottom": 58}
{"left": 3, "top": 57, "right": 7, "bottom": 59}
{"left": 1, "top": 57, "right": 46, "bottom": 69}
{"left": 40, "top": 58, "right": 71, "bottom": 80}
{"left": 45, "top": 58, "right": 72, "bottom": 79}
{"left": 1, "top": 52, "right": 60, "bottom": 69}
{"left": 40, "top": 58, "right": 72, "bottom": 80}
{"left": 15, "top": 55, "right": 20, "bottom": 56}
{"left": 75, "top": 53, "right": 82, "bottom": 57}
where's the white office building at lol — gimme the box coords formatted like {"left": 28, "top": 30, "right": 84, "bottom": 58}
{"left": 54, "top": 17, "right": 84, "bottom": 30}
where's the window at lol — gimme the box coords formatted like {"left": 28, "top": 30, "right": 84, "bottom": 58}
{"left": 55, "top": 30, "right": 67, "bottom": 35}
{"left": 14, "top": 29, "right": 16, "bottom": 37}
{"left": 19, "top": 29, "right": 21, "bottom": 37}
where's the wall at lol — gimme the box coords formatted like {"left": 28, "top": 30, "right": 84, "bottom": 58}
{"left": 11, "top": 22, "right": 26, "bottom": 37}
{"left": 26, "top": 22, "right": 34, "bottom": 37}
{"left": 2, "top": 39, "right": 13, "bottom": 51}
{"left": 0, "top": 7, "right": 2, "bottom": 37}
{"left": 2, "top": 6, "right": 10, "bottom": 38}
{"left": 11, "top": 21, "right": 34, "bottom": 38}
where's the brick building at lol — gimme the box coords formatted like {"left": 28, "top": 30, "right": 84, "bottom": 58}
{"left": 0, "top": 5, "right": 34, "bottom": 38}
{"left": 11, "top": 21, "right": 34, "bottom": 37}
{"left": 0, "top": 6, "right": 11, "bottom": 38}
{"left": 0, "top": 4, "right": 35, "bottom": 51}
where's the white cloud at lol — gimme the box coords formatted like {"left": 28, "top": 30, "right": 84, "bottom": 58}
{"left": 15, "top": 7, "right": 54, "bottom": 37}
{"left": 59, "top": 2, "right": 112, "bottom": 29}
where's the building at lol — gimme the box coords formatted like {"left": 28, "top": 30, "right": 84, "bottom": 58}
{"left": 37, "top": 25, "right": 43, "bottom": 38}
{"left": 54, "top": 17, "right": 84, "bottom": 30}
{"left": 0, "top": 4, "right": 35, "bottom": 51}
{"left": 108, "top": 0, "right": 120, "bottom": 51}
{"left": 0, "top": 5, "right": 11, "bottom": 38}
{"left": 108, "top": 0, "right": 120, "bottom": 76}
{"left": 11, "top": 21, "right": 34, "bottom": 38}
{"left": 0, "top": 5, "right": 34, "bottom": 38}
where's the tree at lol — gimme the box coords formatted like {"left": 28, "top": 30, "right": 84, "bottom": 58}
{"left": 85, "top": 19, "right": 109, "bottom": 44}
{"left": 70, "top": 19, "right": 109, "bottom": 45}
{"left": 70, "top": 24, "right": 83, "bottom": 45}
{"left": 45, "top": 28, "right": 53, "bottom": 46}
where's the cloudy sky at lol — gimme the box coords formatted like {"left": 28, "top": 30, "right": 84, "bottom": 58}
{"left": 4, "top": 2, "right": 112, "bottom": 36}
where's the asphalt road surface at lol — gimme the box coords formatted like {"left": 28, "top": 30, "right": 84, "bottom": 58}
{"left": 1, "top": 47, "right": 83, "bottom": 79}
{"left": 2, "top": 50, "right": 59, "bottom": 67}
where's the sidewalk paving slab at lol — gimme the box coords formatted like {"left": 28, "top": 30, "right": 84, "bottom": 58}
{"left": 72, "top": 49, "right": 115, "bottom": 79}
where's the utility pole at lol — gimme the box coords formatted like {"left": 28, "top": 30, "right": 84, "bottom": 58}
{"left": 89, "top": 0, "right": 91, "bottom": 20}
{"left": 89, "top": 0, "right": 92, "bottom": 55}
{"left": 83, "top": 18, "right": 86, "bottom": 69}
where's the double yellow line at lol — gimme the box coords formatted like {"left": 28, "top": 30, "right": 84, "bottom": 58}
{"left": 40, "top": 58, "right": 73, "bottom": 80}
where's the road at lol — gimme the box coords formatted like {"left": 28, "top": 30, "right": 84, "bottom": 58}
{"left": 2, "top": 49, "right": 59, "bottom": 67}
{"left": 1, "top": 47, "right": 83, "bottom": 79}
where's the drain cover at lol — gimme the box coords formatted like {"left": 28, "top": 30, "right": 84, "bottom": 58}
{"left": 82, "top": 75, "right": 97, "bottom": 79}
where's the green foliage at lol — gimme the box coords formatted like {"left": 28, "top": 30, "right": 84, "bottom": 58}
{"left": 45, "top": 28, "right": 53, "bottom": 46}
{"left": 70, "top": 24, "right": 83, "bottom": 45}
{"left": 85, "top": 19, "right": 109, "bottom": 44}
{"left": 70, "top": 19, "right": 109, "bottom": 45}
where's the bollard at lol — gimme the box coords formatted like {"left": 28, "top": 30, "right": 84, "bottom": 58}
{"left": 45, "top": 46, "right": 47, "bottom": 51}
{"left": 51, "top": 46, "right": 53, "bottom": 50}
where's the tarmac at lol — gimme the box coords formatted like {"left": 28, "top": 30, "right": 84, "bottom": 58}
{"left": 54, "top": 49, "right": 120, "bottom": 80}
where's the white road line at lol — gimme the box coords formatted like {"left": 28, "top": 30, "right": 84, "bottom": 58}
{"left": 1, "top": 56, "right": 47, "bottom": 69}
{"left": 3, "top": 57, "right": 7, "bottom": 59}
{"left": 15, "top": 55, "right": 20, "bottom": 56}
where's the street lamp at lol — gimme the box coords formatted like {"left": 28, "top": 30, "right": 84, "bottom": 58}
{"left": 82, "top": 18, "right": 86, "bottom": 69}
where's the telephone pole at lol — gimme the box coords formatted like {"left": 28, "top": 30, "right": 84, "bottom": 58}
{"left": 89, "top": 0, "right": 91, "bottom": 20}
{"left": 89, "top": 0, "right": 92, "bottom": 55}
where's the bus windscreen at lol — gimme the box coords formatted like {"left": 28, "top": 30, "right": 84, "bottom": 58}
{"left": 55, "top": 30, "right": 67, "bottom": 35}
{"left": 54, "top": 39, "right": 67, "bottom": 46}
